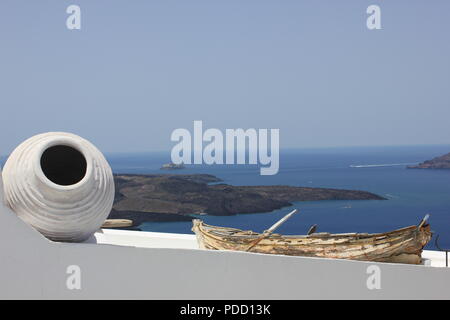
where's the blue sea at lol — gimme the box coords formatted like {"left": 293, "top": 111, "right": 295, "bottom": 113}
{"left": 108, "top": 145, "right": 450, "bottom": 250}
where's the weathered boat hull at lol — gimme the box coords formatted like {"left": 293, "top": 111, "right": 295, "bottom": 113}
{"left": 192, "top": 219, "right": 432, "bottom": 264}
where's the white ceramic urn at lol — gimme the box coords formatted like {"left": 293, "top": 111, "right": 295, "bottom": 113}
{"left": 1, "top": 132, "right": 115, "bottom": 242}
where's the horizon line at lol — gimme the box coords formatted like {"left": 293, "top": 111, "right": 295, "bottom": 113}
{"left": 102, "top": 143, "right": 450, "bottom": 156}
{"left": 1, "top": 143, "right": 450, "bottom": 160}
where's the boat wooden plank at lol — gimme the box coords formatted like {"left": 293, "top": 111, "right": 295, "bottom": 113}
{"left": 191, "top": 219, "right": 432, "bottom": 264}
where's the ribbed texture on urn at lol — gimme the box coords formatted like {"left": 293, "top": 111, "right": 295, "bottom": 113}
{"left": 2, "top": 132, "right": 115, "bottom": 242}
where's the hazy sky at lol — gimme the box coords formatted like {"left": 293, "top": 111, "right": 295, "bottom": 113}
{"left": 0, "top": 0, "right": 449, "bottom": 153}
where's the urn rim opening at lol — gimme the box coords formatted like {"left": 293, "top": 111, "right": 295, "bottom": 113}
{"left": 40, "top": 145, "right": 88, "bottom": 186}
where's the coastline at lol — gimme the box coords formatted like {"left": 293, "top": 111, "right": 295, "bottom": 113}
{"left": 109, "top": 173, "right": 385, "bottom": 226}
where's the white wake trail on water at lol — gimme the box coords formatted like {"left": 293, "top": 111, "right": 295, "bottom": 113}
{"left": 349, "top": 163, "right": 416, "bottom": 168}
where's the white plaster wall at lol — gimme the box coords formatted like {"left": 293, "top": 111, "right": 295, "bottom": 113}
{"left": 1, "top": 173, "right": 449, "bottom": 299}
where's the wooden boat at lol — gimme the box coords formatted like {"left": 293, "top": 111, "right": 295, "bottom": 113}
{"left": 192, "top": 218, "right": 432, "bottom": 264}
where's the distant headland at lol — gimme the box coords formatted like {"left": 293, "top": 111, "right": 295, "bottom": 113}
{"left": 109, "top": 174, "right": 385, "bottom": 227}
{"left": 407, "top": 152, "right": 450, "bottom": 169}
